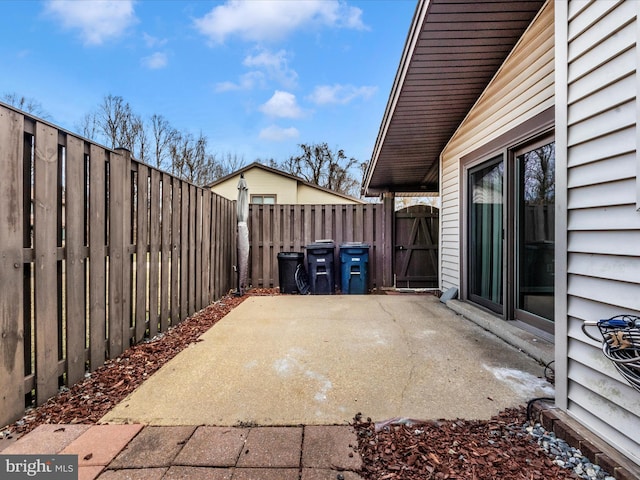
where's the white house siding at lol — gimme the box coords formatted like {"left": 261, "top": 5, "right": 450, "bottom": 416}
{"left": 556, "top": 0, "right": 640, "bottom": 465}
{"left": 439, "top": 1, "right": 555, "bottom": 290}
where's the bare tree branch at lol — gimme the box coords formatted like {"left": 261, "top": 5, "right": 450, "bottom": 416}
{"left": 281, "top": 142, "right": 361, "bottom": 197}
{"left": 2, "top": 92, "right": 51, "bottom": 119}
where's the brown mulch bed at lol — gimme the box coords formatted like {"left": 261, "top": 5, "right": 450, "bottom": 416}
{"left": 1, "top": 288, "right": 279, "bottom": 438}
{"left": 353, "top": 409, "right": 577, "bottom": 480}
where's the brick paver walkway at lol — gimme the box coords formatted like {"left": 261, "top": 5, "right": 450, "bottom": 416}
{"left": 1, "top": 424, "right": 364, "bottom": 480}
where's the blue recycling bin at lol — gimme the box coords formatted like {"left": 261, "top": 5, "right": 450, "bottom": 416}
{"left": 306, "top": 241, "right": 335, "bottom": 294}
{"left": 340, "top": 243, "right": 370, "bottom": 294}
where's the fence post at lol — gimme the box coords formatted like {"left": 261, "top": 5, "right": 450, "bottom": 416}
{"left": 382, "top": 193, "right": 395, "bottom": 287}
{"left": 0, "top": 106, "right": 26, "bottom": 427}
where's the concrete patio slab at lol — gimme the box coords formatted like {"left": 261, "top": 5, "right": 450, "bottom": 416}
{"left": 101, "top": 295, "right": 554, "bottom": 426}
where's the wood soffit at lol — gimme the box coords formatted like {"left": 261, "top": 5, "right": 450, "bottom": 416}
{"left": 364, "top": 0, "right": 546, "bottom": 196}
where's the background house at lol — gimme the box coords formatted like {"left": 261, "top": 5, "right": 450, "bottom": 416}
{"left": 363, "top": 0, "right": 640, "bottom": 470}
{"left": 209, "top": 162, "right": 364, "bottom": 205}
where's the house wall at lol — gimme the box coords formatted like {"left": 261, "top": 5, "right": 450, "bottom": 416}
{"left": 211, "top": 167, "right": 361, "bottom": 204}
{"left": 211, "top": 168, "right": 298, "bottom": 203}
{"left": 439, "top": 0, "right": 555, "bottom": 291}
{"left": 297, "top": 184, "right": 360, "bottom": 204}
{"left": 555, "top": 0, "right": 640, "bottom": 465}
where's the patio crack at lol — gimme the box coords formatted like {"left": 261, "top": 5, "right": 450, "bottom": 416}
{"left": 391, "top": 313, "right": 420, "bottom": 407}
{"left": 375, "top": 298, "right": 419, "bottom": 408}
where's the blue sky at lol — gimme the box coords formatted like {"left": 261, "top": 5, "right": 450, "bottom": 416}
{"left": 0, "top": 0, "right": 416, "bottom": 165}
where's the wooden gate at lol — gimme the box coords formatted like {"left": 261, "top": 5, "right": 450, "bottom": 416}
{"left": 394, "top": 205, "right": 438, "bottom": 288}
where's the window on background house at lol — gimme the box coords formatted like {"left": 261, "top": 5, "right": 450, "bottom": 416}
{"left": 250, "top": 194, "right": 276, "bottom": 205}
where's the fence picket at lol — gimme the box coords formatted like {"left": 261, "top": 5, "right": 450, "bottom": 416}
{"left": 149, "top": 169, "right": 161, "bottom": 338}
{"left": 201, "top": 190, "right": 211, "bottom": 306}
{"left": 65, "top": 135, "right": 87, "bottom": 385}
{"left": 135, "top": 164, "right": 149, "bottom": 342}
{"left": 195, "top": 188, "right": 203, "bottom": 311}
{"left": 188, "top": 185, "right": 196, "bottom": 315}
{"left": 33, "top": 122, "right": 60, "bottom": 404}
{"left": 170, "top": 179, "right": 180, "bottom": 325}
{"left": 108, "top": 151, "right": 126, "bottom": 358}
{"left": 0, "top": 106, "right": 25, "bottom": 427}
{"left": 160, "top": 173, "right": 171, "bottom": 332}
{"left": 263, "top": 206, "right": 272, "bottom": 286}
{"left": 88, "top": 145, "right": 107, "bottom": 370}
{"left": 180, "top": 183, "right": 188, "bottom": 321}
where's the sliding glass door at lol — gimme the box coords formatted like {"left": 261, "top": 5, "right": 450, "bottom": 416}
{"left": 465, "top": 139, "right": 555, "bottom": 332}
{"left": 468, "top": 156, "right": 504, "bottom": 314}
{"left": 516, "top": 140, "right": 555, "bottom": 326}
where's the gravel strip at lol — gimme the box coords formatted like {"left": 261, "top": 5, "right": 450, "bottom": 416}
{"left": 527, "top": 423, "right": 614, "bottom": 480}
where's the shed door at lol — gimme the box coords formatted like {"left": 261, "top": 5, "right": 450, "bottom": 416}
{"left": 394, "top": 205, "right": 438, "bottom": 288}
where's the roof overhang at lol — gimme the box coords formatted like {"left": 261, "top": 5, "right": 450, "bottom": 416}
{"left": 363, "top": 0, "right": 545, "bottom": 197}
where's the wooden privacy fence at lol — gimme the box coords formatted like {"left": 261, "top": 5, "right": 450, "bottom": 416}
{"left": 246, "top": 203, "right": 394, "bottom": 290}
{"left": 0, "top": 104, "right": 237, "bottom": 427}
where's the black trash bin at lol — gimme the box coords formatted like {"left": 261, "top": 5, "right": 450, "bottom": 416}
{"left": 340, "top": 243, "right": 370, "bottom": 294}
{"left": 306, "top": 241, "right": 335, "bottom": 294}
{"left": 277, "top": 252, "right": 304, "bottom": 294}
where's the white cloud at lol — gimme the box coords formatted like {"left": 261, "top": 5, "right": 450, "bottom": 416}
{"left": 142, "top": 52, "right": 168, "bottom": 69}
{"left": 194, "top": 0, "right": 366, "bottom": 44}
{"left": 215, "top": 71, "right": 266, "bottom": 92}
{"left": 243, "top": 48, "right": 297, "bottom": 88}
{"left": 143, "top": 32, "right": 167, "bottom": 48}
{"left": 308, "top": 84, "right": 377, "bottom": 105}
{"left": 44, "top": 0, "right": 137, "bottom": 46}
{"left": 217, "top": 48, "right": 298, "bottom": 94}
{"left": 259, "top": 91, "right": 304, "bottom": 118}
{"left": 259, "top": 125, "right": 299, "bottom": 141}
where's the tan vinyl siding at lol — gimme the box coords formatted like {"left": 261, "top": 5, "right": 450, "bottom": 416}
{"left": 211, "top": 169, "right": 298, "bottom": 203}
{"left": 440, "top": 0, "right": 555, "bottom": 290}
{"left": 210, "top": 166, "right": 362, "bottom": 204}
{"left": 297, "top": 184, "right": 361, "bottom": 204}
{"left": 561, "top": 0, "right": 640, "bottom": 465}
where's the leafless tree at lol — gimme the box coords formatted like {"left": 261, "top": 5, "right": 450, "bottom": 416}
{"left": 2, "top": 92, "right": 50, "bottom": 119}
{"left": 76, "top": 112, "right": 99, "bottom": 140}
{"left": 523, "top": 143, "right": 555, "bottom": 204}
{"left": 150, "top": 114, "right": 178, "bottom": 170}
{"left": 92, "top": 94, "right": 147, "bottom": 161}
{"left": 169, "top": 131, "right": 221, "bottom": 186}
{"left": 280, "top": 143, "right": 361, "bottom": 197}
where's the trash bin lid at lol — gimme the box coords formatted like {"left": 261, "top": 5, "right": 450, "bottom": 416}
{"left": 277, "top": 251, "right": 304, "bottom": 259}
{"left": 307, "top": 241, "right": 335, "bottom": 249}
{"left": 340, "top": 242, "right": 369, "bottom": 248}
